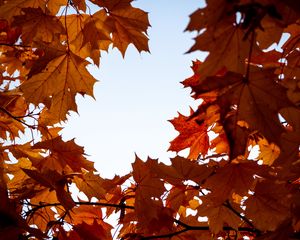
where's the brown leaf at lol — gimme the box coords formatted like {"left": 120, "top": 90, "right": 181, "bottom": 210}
{"left": 132, "top": 156, "right": 167, "bottom": 233}
{"left": 197, "top": 198, "right": 242, "bottom": 234}
{"left": 245, "top": 180, "right": 292, "bottom": 231}
{"left": 22, "top": 168, "right": 75, "bottom": 210}
{"left": 153, "top": 156, "right": 213, "bottom": 185}
{"left": 192, "top": 67, "right": 293, "bottom": 158}
{"left": 204, "top": 161, "right": 265, "bottom": 204}
{"left": 188, "top": 21, "right": 260, "bottom": 79}
{"left": 12, "top": 7, "right": 65, "bottom": 44}
{"left": 73, "top": 220, "right": 112, "bottom": 240}
{"left": 0, "top": 0, "right": 47, "bottom": 22}
{"left": 32, "top": 136, "right": 94, "bottom": 173}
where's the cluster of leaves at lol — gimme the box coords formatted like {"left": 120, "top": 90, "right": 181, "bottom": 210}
{"left": 0, "top": 0, "right": 299, "bottom": 239}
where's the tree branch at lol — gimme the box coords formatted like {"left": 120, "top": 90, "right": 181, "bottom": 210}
{"left": 24, "top": 200, "right": 261, "bottom": 239}
{"left": 0, "top": 106, "right": 36, "bottom": 129}
{"left": 223, "top": 200, "right": 260, "bottom": 236}
{"left": 24, "top": 200, "right": 134, "bottom": 216}
{"left": 0, "top": 43, "right": 31, "bottom": 48}
{"left": 141, "top": 228, "right": 189, "bottom": 240}
{"left": 198, "top": 153, "right": 228, "bottom": 162}
{"left": 140, "top": 219, "right": 260, "bottom": 240}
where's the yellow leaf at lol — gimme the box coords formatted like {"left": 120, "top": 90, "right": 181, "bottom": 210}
{"left": 257, "top": 138, "right": 280, "bottom": 166}
{"left": 237, "top": 120, "right": 249, "bottom": 129}
{"left": 232, "top": 192, "right": 243, "bottom": 204}
{"left": 189, "top": 199, "right": 200, "bottom": 210}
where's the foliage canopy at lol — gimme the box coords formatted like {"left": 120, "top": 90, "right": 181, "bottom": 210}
{"left": 0, "top": 0, "right": 299, "bottom": 239}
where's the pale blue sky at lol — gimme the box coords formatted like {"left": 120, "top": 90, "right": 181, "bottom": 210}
{"left": 62, "top": 1, "right": 206, "bottom": 178}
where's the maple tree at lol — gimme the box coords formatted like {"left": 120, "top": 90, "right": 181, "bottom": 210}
{"left": 0, "top": 0, "right": 299, "bottom": 239}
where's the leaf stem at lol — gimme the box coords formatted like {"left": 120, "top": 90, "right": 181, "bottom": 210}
{"left": 245, "top": 30, "right": 255, "bottom": 81}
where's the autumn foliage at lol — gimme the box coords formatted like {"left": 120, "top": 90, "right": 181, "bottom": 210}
{"left": 0, "top": 0, "right": 299, "bottom": 239}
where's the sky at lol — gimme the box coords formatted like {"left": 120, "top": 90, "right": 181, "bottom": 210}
{"left": 62, "top": 1, "right": 206, "bottom": 178}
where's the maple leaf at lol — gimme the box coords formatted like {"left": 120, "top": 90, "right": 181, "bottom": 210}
{"left": 32, "top": 136, "right": 94, "bottom": 173}
{"left": 197, "top": 198, "right": 242, "bottom": 234}
{"left": 169, "top": 109, "right": 210, "bottom": 160}
{"left": 79, "top": 13, "right": 111, "bottom": 51}
{"left": 27, "top": 38, "right": 66, "bottom": 77}
{"left": 153, "top": 156, "right": 213, "bottom": 186}
{"left": 251, "top": 50, "right": 282, "bottom": 68}
{"left": 131, "top": 157, "right": 169, "bottom": 233}
{"left": 210, "top": 132, "right": 229, "bottom": 154}
{"left": 192, "top": 67, "right": 293, "bottom": 158}
{"left": 187, "top": 20, "right": 261, "bottom": 79}
{"left": 22, "top": 168, "right": 76, "bottom": 210}
{"left": 254, "top": 221, "right": 298, "bottom": 240}
{"left": 73, "top": 220, "right": 112, "bottom": 240}
{"left": 73, "top": 172, "right": 107, "bottom": 200}
{"left": 244, "top": 180, "right": 292, "bottom": 231}
{"left": 185, "top": 0, "right": 235, "bottom": 33}
{"left": 12, "top": 7, "right": 65, "bottom": 44}
{"left": 4, "top": 157, "right": 34, "bottom": 193}
{"left": 0, "top": 117, "right": 24, "bottom": 139}
{"left": 20, "top": 49, "right": 97, "bottom": 121}
{"left": 28, "top": 205, "right": 57, "bottom": 232}
{"left": 47, "top": 0, "right": 68, "bottom": 15}
{"left": 0, "top": 20, "right": 21, "bottom": 45}
{"left": 203, "top": 160, "right": 267, "bottom": 204}
{"left": 63, "top": 12, "right": 111, "bottom": 65}
{"left": 66, "top": 205, "right": 103, "bottom": 225}
{"left": 71, "top": 0, "right": 87, "bottom": 12}
{"left": 181, "top": 60, "right": 202, "bottom": 88}
{"left": 0, "top": 91, "right": 26, "bottom": 138}
{"left": 257, "top": 137, "right": 280, "bottom": 166}
{"left": 0, "top": 0, "right": 300, "bottom": 239}
{"left": 281, "top": 50, "right": 300, "bottom": 106}
{"left": 132, "top": 156, "right": 165, "bottom": 200}
{"left": 270, "top": 106, "right": 300, "bottom": 180}
{"left": 0, "top": 0, "right": 47, "bottom": 22}
{"left": 255, "top": 2, "right": 299, "bottom": 50}
{"left": 105, "top": 5, "right": 150, "bottom": 55}
{"left": 91, "top": 0, "right": 132, "bottom": 11}
{"left": 165, "top": 187, "right": 194, "bottom": 213}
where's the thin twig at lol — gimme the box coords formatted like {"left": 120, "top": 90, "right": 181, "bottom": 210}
{"left": 24, "top": 200, "right": 261, "bottom": 239}
{"left": 0, "top": 43, "right": 31, "bottom": 48}
{"left": 198, "top": 153, "right": 228, "bottom": 161}
{"left": 223, "top": 200, "right": 259, "bottom": 234}
{"left": 0, "top": 106, "right": 36, "bottom": 129}
{"left": 141, "top": 228, "right": 189, "bottom": 240}
{"left": 24, "top": 201, "right": 135, "bottom": 212}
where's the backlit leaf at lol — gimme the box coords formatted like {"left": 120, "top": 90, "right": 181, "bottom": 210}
{"left": 21, "top": 50, "right": 97, "bottom": 121}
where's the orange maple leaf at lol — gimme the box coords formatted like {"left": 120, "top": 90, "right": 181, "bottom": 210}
{"left": 169, "top": 109, "right": 209, "bottom": 160}
{"left": 21, "top": 49, "right": 97, "bottom": 121}
{"left": 12, "top": 7, "right": 65, "bottom": 44}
